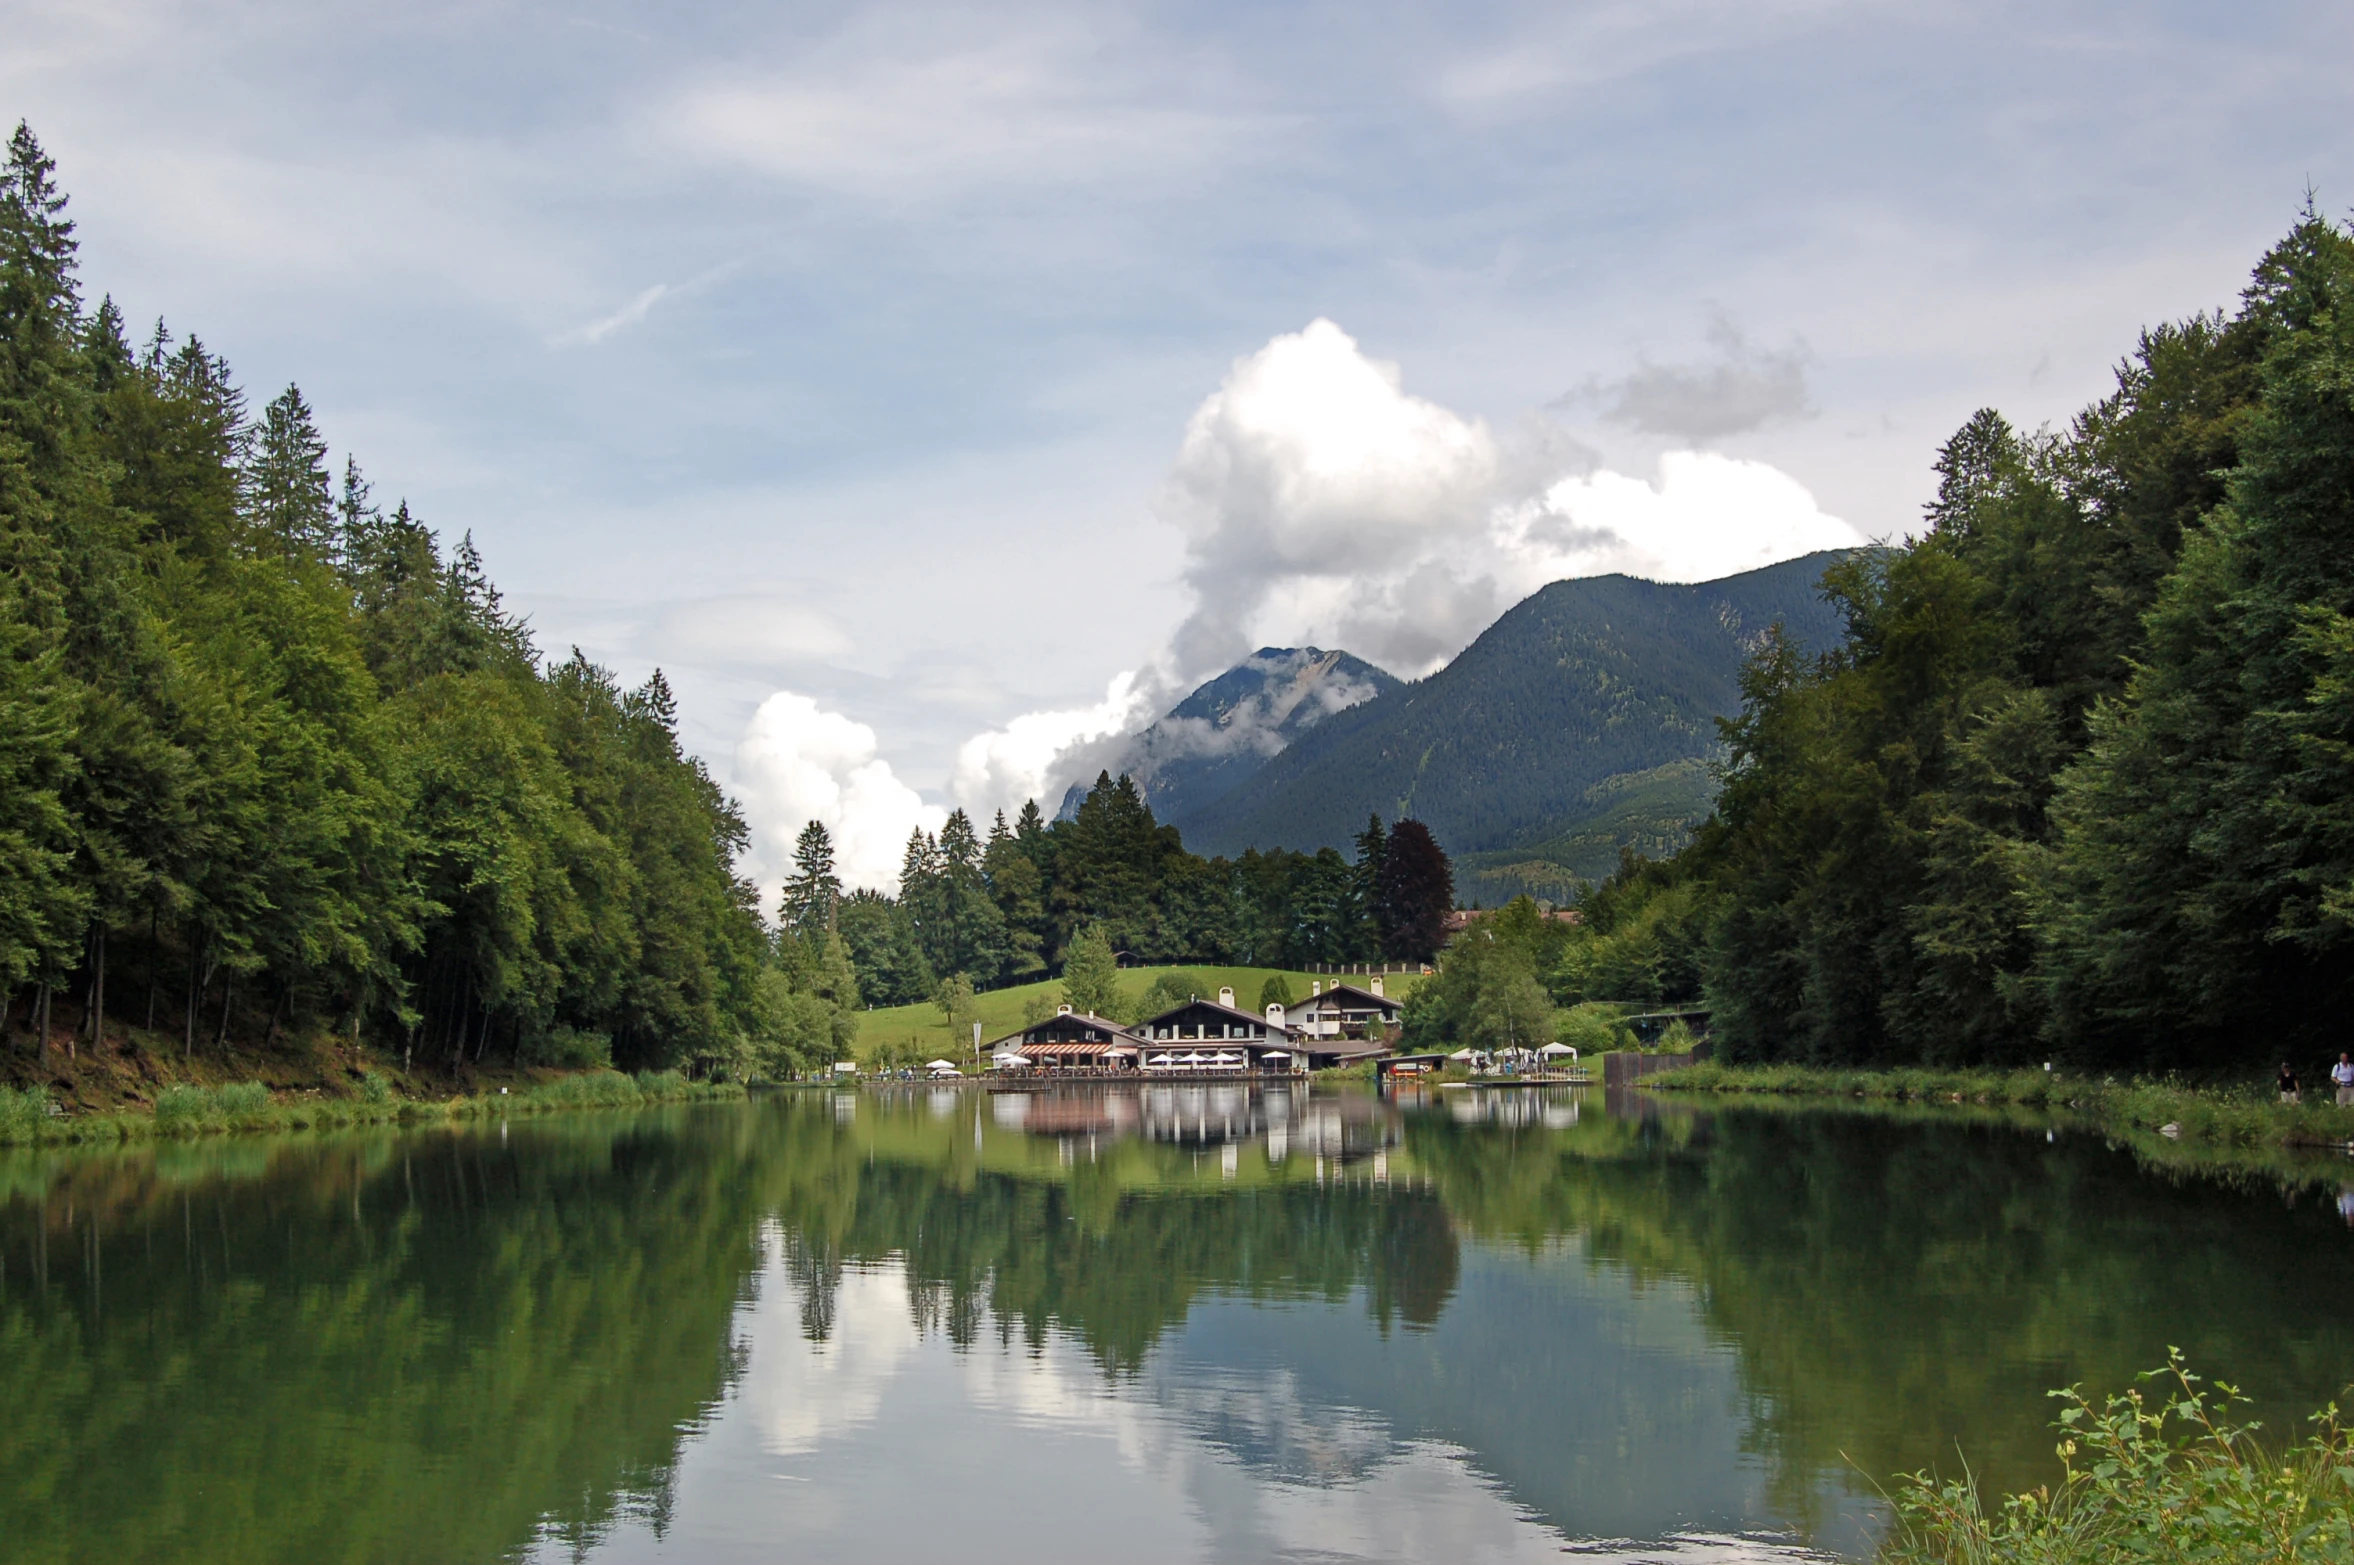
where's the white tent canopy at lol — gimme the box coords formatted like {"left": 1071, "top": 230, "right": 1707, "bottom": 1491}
{"left": 1538, "top": 1043, "right": 1578, "bottom": 1057}
{"left": 1447, "top": 1048, "right": 1478, "bottom": 1061}
{"left": 832, "top": 1061, "right": 859, "bottom": 1073}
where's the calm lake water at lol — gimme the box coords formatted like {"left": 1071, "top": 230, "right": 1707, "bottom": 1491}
{"left": 5, "top": 1083, "right": 2354, "bottom": 1564}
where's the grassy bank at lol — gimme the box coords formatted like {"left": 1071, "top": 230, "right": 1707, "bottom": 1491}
{"left": 1880, "top": 1353, "right": 2354, "bottom": 1563}
{"left": 0, "top": 1069, "right": 742, "bottom": 1147}
{"left": 1652, "top": 1061, "right": 2354, "bottom": 1152}
{"left": 856, "top": 965, "right": 1422, "bottom": 1061}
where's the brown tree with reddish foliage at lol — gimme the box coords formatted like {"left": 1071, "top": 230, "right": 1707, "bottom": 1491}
{"left": 1375, "top": 819, "right": 1453, "bottom": 963}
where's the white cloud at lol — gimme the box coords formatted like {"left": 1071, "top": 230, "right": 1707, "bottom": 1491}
{"left": 1519, "top": 451, "right": 1861, "bottom": 585}
{"left": 949, "top": 671, "right": 1155, "bottom": 823}
{"left": 932, "top": 319, "right": 1863, "bottom": 818}
{"left": 1155, "top": 318, "right": 1861, "bottom": 683}
{"left": 732, "top": 691, "right": 946, "bottom": 897}
{"left": 742, "top": 1241, "right": 919, "bottom": 1457}
{"left": 557, "top": 282, "right": 671, "bottom": 347}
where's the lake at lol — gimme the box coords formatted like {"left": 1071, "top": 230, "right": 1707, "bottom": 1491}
{"left": 4, "top": 1082, "right": 2352, "bottom": 1564}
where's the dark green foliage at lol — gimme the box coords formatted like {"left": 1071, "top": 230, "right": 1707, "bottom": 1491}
{"left": 1178, "top": 554, "right": 1854, "bottom": 861}
{"left": 837, "top": 888, "right": 934, "bottom": 1006}
{"left": 850, "top": 769, "right": 1451, "bottom": 991}
{"left": 1374, "top": 818, "right": 1452, "bottom": 962}
{"left": 0, "top": 126, "right": 769, "bottom": 1075}
{"left": 1628, "top": 211, "right": 2354, "bottom": 1073}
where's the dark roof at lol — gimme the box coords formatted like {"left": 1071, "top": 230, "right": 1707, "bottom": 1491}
{"left": 983, "top": 1011, "right": 1146, "bottom": 1052}
{"left": 1296, "top": 983, "right": 1402, "bottom": 1014}
{"left": 1134, "top": 995, "right": 1297, "bottom": 1037}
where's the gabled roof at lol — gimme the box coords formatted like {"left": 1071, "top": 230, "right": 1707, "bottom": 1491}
{"left": 1295, "top": 983, "right": 1403, "bottom": 1014}
{"left": 984, "top": 1011, "right": 1147, "bottom": 1053}
{"left": 1134, "top": 995, "right": 1296, "bottom": 1037}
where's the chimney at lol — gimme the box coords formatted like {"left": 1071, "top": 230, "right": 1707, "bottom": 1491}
{"left": 1218, "top": 986, "right": 1235, "bottom": 1008}
{"left": 1370, "top": 974, "right": 1384, "bottom": 998}
{"left": 1266, "top": 1001, "right": 1286, "bottom": 1026}
{"left": 1312, "top": 979, "right": 1321, "bottom": 996}
{"left": 1057, "top": 1003, "right": 1072, "bottom": 1016}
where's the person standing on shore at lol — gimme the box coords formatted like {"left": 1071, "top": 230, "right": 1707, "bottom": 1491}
{"left": 2333, "top": 1053, "right": 2354, "bottom": 1108}
{"left": 2278, "top": 1061, "right": 2301, "bottom": 1105}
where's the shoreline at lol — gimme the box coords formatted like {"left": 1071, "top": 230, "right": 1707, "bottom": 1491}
{"left": 1648, "top": 1060, "right": 2354, "bottom": 1150}
{"left": 0, "top": 1070, "right": 745, "bottom": 1149}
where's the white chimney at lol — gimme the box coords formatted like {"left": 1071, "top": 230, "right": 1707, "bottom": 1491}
{"left": 1266, "top": 1002, "right": 1286, "bottom": 1026}
{"left": 1057, "top": 1003, "right": 1072, "bottom": 1015}
{"left": 1371, "top": 974, "right": 1384, "bottom": 998}
{"left": 1218, "top": 986, "right": 1235, "bottom": 1008}
{"left": 1312, "top": 979, "right": 1321, "bottom": 996}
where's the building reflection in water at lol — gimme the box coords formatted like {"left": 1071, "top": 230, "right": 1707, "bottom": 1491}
{"left": 973, "top": 1080, "right": 1420, "bottom": 1173}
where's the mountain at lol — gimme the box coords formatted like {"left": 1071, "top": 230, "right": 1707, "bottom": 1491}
{"left": 1061, "top": 647, "right": 1403, "bottom": 825}
{"left": 1174, "top": 551, "right": 1858, "bottom": 887}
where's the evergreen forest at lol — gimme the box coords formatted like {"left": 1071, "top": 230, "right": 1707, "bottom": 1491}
{"left": 800, "top": 777, "right": 1455, "bottom": 1011}
{"left": 1475, "top": 211, "right": 2354, "bottom": 1071}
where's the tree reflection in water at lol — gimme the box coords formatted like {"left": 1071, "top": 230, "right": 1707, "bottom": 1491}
{"left": 3, "top": 1085, "right": 2352, "bottom": 1563}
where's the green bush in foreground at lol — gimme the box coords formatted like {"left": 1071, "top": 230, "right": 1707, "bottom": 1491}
{"left": 154, "top": 1081, "right": 275, "bottom": 1133}
{"left": 1883, "top": 1354, "right": 2354, "bottom": 1564}
{"left": 0, "top": 1085, "right": 56, "bottom": 1140}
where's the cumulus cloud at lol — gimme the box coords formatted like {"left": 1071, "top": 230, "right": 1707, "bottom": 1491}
{"left": 733, "top": 690, "right": 946, "bottom": 897}
{"left": 960, "top": 319, "right": 1859, "bottom": 812}
{"left": 1584, "top": 315, "right": 1814, "bottom": 441}
{"left": 949, "top": 671, "right": 1155, "bottom": 824}
{"left": 1152, "top": 318, "right": 1855, "bottom": 685}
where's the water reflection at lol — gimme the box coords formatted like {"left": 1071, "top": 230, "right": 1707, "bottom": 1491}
{"left": 5, "top": 1086, "right": 2354, "bottom": 1564}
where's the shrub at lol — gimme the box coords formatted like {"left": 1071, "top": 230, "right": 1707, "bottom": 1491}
{"left": 357, "top": 1072, "right": 396, "bottom": 1107}
{"left": 520, "top": 1071, "right": 642, "bottom": 1109}
{"left": 153, "top": 1081, "right": 274, "bottom": 1133}
{"left": 1882, "top": 1353, "right": 2354, "bottom": 1564}
{"left": 520, "top": 1025, "right": 613, "bottom": 1070}
{"left": 0, "top": 1086, "right": 55, "bottom": 1143}
{"left": 1556, "top": 1003, "right": 1628, "bottom": 1053}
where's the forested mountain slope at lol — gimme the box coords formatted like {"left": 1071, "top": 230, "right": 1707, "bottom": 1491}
{"left": 1061, "top": 647, "right": 1400, "bottom": 827}
{"left": 1178, "top": 553, "right": 1855, "bottom": 862}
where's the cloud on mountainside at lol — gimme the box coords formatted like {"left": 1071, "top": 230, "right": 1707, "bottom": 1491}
{"left": 732, "top": 319, "right": 1861, "bottom": 894}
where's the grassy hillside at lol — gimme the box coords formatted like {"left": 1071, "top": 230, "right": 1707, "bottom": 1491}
{"left": 1176, "top": 552, "right": 1854, "bottom": 865}
{"left": 854, "top": 965, "right": 1425, "bottom": 1063}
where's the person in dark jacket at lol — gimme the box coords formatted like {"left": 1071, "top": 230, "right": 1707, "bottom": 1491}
{"left": 2278, "top": 1061, "right": 2301, "bottom": 1105}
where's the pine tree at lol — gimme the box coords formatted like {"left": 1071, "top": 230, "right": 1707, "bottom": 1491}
{"left": 1059, "top": 921, "right": 1123, "bottom": 1020}
{"left": 245, "top": 383, "right": 335, "bottom": 558}
{"left": 782, "top": 820, "right": 841, "bottom": 934}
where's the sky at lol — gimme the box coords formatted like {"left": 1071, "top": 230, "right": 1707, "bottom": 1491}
{"left": 6, "top": 0, "right": 2348, "bottom": 893}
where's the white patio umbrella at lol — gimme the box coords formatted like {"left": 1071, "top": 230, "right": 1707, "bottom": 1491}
{"left": 926, "top": 1059, "right": 961, "bottom": 1071}
{"left": 1148, "top": 1053, "right": 1174, "bottom": 1066}
{"left": 991, "top": 1052, "right": 1031, "bottom": 1068}
{"left": 1212, "top": 1051, "right": 1243, "bottom": 1064}
{"left": 1179, "top": 1051, "right": 1207, "bottom": 1064}
{"left": 1260, "top": 1050, "right": 1291, "bottom": 1061}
